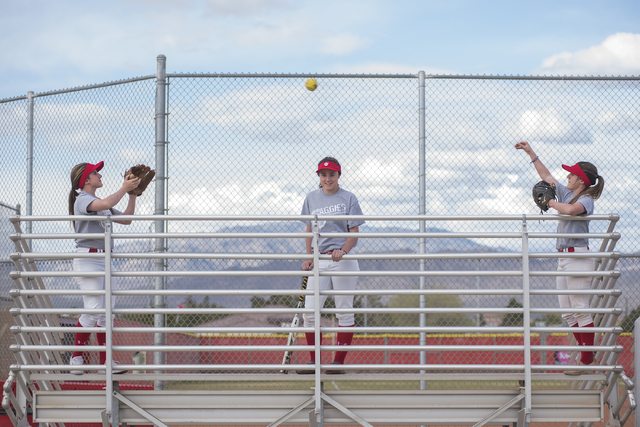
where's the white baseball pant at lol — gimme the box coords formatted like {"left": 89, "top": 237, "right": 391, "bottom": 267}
{"left": 303, "top": 258, "right": 359, "bottom": 328}
{"left": 556, "top": 246, "right": 595, "bottom": 327}
{"left": 73, "top": 247, "right": 116, "bottom": 328}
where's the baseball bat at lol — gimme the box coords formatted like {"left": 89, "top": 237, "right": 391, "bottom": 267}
{"left": 280, "top": 276, "right": 308, "bottom": 373}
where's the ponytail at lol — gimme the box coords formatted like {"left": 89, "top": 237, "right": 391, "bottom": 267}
{"left": 69, "top": 163, "right": 88, "bottom": 230}
{"left": 568, "top": 162, "right": 604, "bottom": 204}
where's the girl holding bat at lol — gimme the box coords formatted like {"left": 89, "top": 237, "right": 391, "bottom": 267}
{"left": 515, "top": 141, "right": 605, "bottom": 375}
{"left": 68, "top": 161, "right": 140, "bottom": 374}
{"left": 298, "top": 157, "right": 365, "bottom": 374}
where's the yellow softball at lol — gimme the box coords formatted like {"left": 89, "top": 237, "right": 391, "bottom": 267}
{"left": 305, "top": 78, "right": 318, "bottom": 91}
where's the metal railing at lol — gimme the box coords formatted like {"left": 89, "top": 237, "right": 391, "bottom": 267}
{"left": 3, "top": 214, "right": 634, "bottom": 427}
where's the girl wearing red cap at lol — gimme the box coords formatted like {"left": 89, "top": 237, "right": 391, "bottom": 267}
{"left": 515, "top": 141, "right": 605, "bottom": 375}
{"left": 298, "top": 157, "right": 365, "bottom": 374}
{"left": 67, "top": 161, "right": 140, "bottom": 374}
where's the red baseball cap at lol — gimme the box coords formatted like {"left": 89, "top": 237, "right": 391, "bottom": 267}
{"left": 77, "top": 161, "right": 104, "bottom": 189}
{"left": 316, "top": 161, "right": 341, "bottom": 174}
{"left": 562, "top": 163, "right": 591, "bottom": 187}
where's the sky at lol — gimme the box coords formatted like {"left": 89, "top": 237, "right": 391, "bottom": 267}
{"left": 1, "top": 0, "right": 639, "bottom": 256}
{"left": 1, "top": 0, "right": 639, "bottom": 100}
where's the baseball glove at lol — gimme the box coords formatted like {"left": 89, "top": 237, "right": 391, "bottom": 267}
{"left": 125, "top": 164, "right": 155, "bottom": 196}
{"left": 532, "top": 180, "right": 556, "bottom": 212}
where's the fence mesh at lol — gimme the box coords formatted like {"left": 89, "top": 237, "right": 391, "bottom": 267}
{"left": 1, "top": 70, "right": 639, "bottom": 425}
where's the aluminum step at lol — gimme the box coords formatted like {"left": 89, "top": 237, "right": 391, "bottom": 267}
{"left": 33, "top": 388, "right": 602, "bottom": 425}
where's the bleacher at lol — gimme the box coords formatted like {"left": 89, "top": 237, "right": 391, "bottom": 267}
{"left": 2, "top": 214, "right": 636, "bottom": 427}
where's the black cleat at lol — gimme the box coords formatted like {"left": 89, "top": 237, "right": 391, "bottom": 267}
{"left": 296, "top": 361, "right": 315, "bottom": 375}
{"left": 326, "top": 361, "right": 345, "bottom": 375}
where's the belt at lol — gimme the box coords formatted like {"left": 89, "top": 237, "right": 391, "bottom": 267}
{"left": 88, "top": 248, "right": 111, "bottom": 253}
{"left": 321, "top": 251, "right": 335, "bottom": 254}
{"left": 558, "top": 246, "right": 589, "bottom": 252}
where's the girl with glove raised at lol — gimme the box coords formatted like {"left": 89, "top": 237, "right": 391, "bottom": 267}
{"left": 515, "top": 141, "right": 605, "bottom": 375}
{"left": 67, "top": 161, "right": 140, "bottom": 374}
{"left": 297, "top": 157, "right": 365, "bottom": 375}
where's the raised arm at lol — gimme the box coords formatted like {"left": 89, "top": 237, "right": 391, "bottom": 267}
{"left": 113, "top": 194, "right": 137, "bottom": 225}
{"left": 87, "top": 177, "right": 140, "bottom": 212}
{"left": 514, "top": 141, "right": 558, "bottom": 186}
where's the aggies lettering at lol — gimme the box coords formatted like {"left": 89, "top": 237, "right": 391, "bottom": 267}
{"left": 311, "top": 204, "right": 347, "bottom": 215}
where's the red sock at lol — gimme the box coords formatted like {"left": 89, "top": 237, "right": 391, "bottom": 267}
{"left": 580, "top": 322, "right": 595, "bottom": 365}
{"left": 305, "top": 332, "right": 322, "bottom": 362}
{"left": 333, "top": 325, "right": 354, "bottom": 365}
{"left": 72, "top": 321, "right": 90, "bottom": 359}
{"left": 570, "top": 323, "right": 582, "bottom": 347}
{"left": 97, "top": 332, "right": 106, "bottom": 365}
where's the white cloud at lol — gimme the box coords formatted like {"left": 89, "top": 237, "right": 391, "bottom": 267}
{"left": 319, "top": 33, "right": 370, "bottom": 56}
{"left": 119, "top": 149, "right": 151, "bottom": 164}
{"left": 28, "top": 101, "right": 154, "bottom": 152}
{"left": 596, "top": 109, "right": 640, "bottom": 134}
{"left": 36, "top": 103, "right": 111, "bottom": 149}
{"left": 536, "top": 33, "right": 640, "bottom": 76}
{"left": 516, "top": 108, "right": 592, "bottom": 145}
{"left": 467, "top": 183, "right": 531, "bottom": 215}
{"left": 505, "top": 174, "right": 519, "bottom": 184}
{"left": 178, "top": 81, "right": 418, "bottom": 146}
{"left": 168, "top": 183, "right": 304, "bottom": 218}
{"left": 0, "top": 103, "right": 27, "bottom": 137}
{"left": 351, "top": 157, "right": 409, "bottom": 186}
{"left": 194, "top": 83, "right": 320, "bottom": 142}
{"left": 0, "top": 1, "right": 376, "bottom": 97}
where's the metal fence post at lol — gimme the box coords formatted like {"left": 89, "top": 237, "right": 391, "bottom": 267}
{"left": 154, "top": 54, "right": 167, "bottom": 391}
{"left": 312, "top": 218, "right": 322, "bottom": 424}
{"left": 521, "top": 215, "right": 532, "bottom": 422}
{"left": 104, "top": 219, "right": 114, "bottom": 421}
{"left": 418, "top": 71, "right": 426, "bottom": 391}
{"left": 25, "top": 91, "right": 34, "bottom": 247}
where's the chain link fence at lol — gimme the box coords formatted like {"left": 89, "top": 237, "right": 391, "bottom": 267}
{"left": 1, "top": 59, "right": 639, "bottom": 424}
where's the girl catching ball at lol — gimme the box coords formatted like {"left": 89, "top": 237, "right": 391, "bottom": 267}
{"left": 68, "top": 161, "right": 140, "bottom": 374}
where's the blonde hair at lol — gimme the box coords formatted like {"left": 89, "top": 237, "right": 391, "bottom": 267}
{"left": 68, "top": 163, "right": 88, "bottom": 229}
{"left": 569, "top": 162, "right": 604, "bottom": 204}
{"left": 68, "top": 163, "right": 113, "bottom": 230}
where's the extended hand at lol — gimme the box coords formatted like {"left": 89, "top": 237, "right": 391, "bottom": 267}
{"left": 123, "top": 177, "right": 141, "bottom": 193}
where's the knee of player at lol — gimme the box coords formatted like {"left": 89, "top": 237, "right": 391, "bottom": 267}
{"left": 575, "top": 312, "right": 593, "bottom": 324}
{"left": 303, "top": 313, "right": 315, "bottom": 326}
{"left": 79, "top": 314, "right": 100, "bottom": 327}
{"left": 336, "top": 313, "right": 355, "bottom": 322}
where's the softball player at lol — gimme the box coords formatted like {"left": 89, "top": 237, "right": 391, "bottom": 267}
{"left": 68, "top": 161, "right": 140, "bottom": 374}
{"left": 516, "top": 141, "right": 605, "bottom": 375}
{"left": 297, "top": 157, "right": 365, "bottom": 374}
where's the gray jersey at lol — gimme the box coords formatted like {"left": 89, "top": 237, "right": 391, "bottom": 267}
{"left": 301, "top": 188, "right": 365, "bottom": 253}
{"left": 555, "top": 182, "right": 594, "bottom": 250}
{"left": 74, "top": 191, "right": 121, "bottom": 249}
